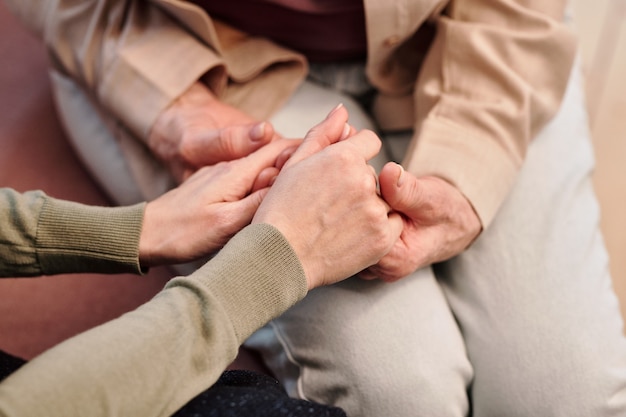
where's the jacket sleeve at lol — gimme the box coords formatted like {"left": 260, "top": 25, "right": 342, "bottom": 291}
{"left": 3, "top": 0, "right": 227, "bottom": 142}
{"left": 0, "top": 188, "right": 144, "bottom": 276}
{"left": 404, "top": 0, "right": 577, "bottom": 227}
{"left": 0, "top": 224, "right": 307, "bottom": 417}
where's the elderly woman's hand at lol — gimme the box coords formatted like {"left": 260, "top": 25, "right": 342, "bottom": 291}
{"left": 360, "top": 164, "right": 482, "bottom": 282}
{"left": 147, "top": 82, "right": 281, "bottom": 182}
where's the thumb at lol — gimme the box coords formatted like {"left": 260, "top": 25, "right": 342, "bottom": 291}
{"left": 284, "top": 104, "right": 351, "bottom": 168}
{"left": 229, "top": 188, "right": 270, "bottom": 230}
{"left": 251, "top": 167, "right": 279, "bottom": 193}
{"left": 379, "top": 162, "right": 425, "bottom": 215}
{"left": 189, "top": 122, "right": 276, "bottom": 166}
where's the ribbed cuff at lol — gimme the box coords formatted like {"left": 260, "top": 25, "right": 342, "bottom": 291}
{"left": 167, "top": 223, "right": 308, "bottom": 344}
{"left": 36, "top": 198, "right": 146, "bottom": 275}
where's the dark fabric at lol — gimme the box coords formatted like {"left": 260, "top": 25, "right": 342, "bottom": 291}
{"left": 174, "top": 370, "right": 347, "bottom": 417}
{"left": 0, "top": 351, "right": 345, "bottom": 416}
{"left": 0, "top": 349, "right": 26, "bottom": 382}
{"left": 188, "top": 0, "right": 366, "bottom": 62}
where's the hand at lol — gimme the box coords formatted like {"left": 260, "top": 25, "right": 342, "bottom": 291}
{"left": 253, "top": 105, "right": 404, "bottom": 290}
{"left": 361, "top": 163, "right": 482, "bottom": 282}
{"left": 148, "top": 82, "right": 280, "bottom": 182}
{"left": 138, "top": 135, "right": 297, "bottom": 268}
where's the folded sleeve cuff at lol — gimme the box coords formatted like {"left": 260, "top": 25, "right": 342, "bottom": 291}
{"left": 100, "top": 32, "right": 226, "bottom": 141}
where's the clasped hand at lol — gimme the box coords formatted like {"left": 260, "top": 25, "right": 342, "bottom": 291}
{"left": 362, "top": 166, "right": 482, "bottom": 282}
{"left": 143, "top": 81, "right": 482, "bottom": 285}
{"left": 140, "top": 104, "right": 405, "bottom": 290}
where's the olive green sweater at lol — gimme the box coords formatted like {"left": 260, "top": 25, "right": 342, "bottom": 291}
{"left": 0, "top": 188, "right": 308, "bottom": 416}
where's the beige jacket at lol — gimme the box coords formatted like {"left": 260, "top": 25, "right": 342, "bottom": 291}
{"left": 5, "top": 0, "right": 577, "bottom": 227}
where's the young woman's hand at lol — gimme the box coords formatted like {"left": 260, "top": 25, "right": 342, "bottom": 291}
{"left": 139, "top": 131, "right": 296, "bottom": 267}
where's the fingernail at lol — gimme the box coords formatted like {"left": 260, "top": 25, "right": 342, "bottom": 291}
{"left": 396, "top": 164, "right": 405, "bottom": 187}
{"left": 251, "top": 122, "right": 266, "bottom": 141}
{"left": 327, "top": 103, "right": 344, "bottom": 119}
{"left": 340, "top": 123, "right": 351, "bottom": 140}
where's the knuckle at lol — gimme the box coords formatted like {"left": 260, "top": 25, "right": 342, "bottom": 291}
{"left": 331, "top": 148, "right": 356, "bottom": 165}
{"left": 358, "top": 129, "right": 382, "bottom": 148}
{"left": 360, "top": 129, "right": 381, "bottom": 142}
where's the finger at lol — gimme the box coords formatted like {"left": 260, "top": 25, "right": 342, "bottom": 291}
{"left": 332, "top": 129, "right": 382, "bottom": 163}
{"left": 356, "top": 210, "right": 402, "bottom": 282}
{"left": 284, "top": 103, "right": 350, "bottom": 168}
{"left": 235, "top": 138, "right": 298, "bottom": 172}
{"left": 387, "top": 211, "right": 404, "bottom": 250}
{"left": 357, "top": 269, "right": 379, "bottom": 281}
{"left": 227, "top": 188, "right": 271, "bottom": 231}
{"left": 188, "top": 121, "right": 276, "bottom": 166}
{"left": 240, "top": 187, "right": 270, "bottom": 217}
{"left": 275, "top": 141, "right": 302, "bottom": 170}
{"left": 366, "top": 263, "right": 405, "bottom": 284}
{"left": 251, "top": 167, "right": 279, "bottom": 193}
{"left": 369, "top": 164, "right": 380, "bottom": 194}
{"left": 378, "top": 162, "right": 426, "bottom": 214}
{"left": 213, "top": 139, "right": 296, "bottom": 194}
{"left": 340, "top": 124, "right": 358, "bottom": 141}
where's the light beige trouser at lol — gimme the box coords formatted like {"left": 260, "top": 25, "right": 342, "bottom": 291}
{"left": 51, "top": 60, "right": 626, "bottom": 416}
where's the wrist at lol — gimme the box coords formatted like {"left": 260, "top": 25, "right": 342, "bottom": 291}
{"left": 138, "top": 201, "right": 161, "bottom": 268}
{"left": 147, "top": 82, "right": 218, "bottom": 150}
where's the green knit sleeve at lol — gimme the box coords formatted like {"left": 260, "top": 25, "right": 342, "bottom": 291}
{"left": 167, "top": 223, "right": 308, "bottom": 343}
{"left": 0, "top": 188, "right": 145, "bottom": 277}
{"left": 0, "top": 223, "right": 308, "bottom": 417}
{"left": 0, "top": 189, "right": 46, "bottom": 276}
